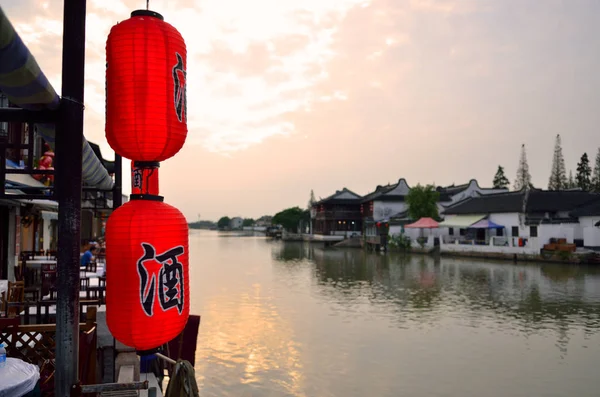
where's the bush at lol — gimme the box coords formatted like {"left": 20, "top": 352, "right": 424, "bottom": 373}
{"left": 388, "top": 233, "right": 411, "bottom": 251}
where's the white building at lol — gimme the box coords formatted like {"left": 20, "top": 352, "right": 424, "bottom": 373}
{"left": 439, "top": 189, "right": 599, "bottom": 255}
{"left": 230, "top": 217, "right": 243, "bottom": 230}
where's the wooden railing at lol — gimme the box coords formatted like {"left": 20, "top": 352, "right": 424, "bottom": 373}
{"left": 0, "top": 307, "right": 98, "bottom": 388}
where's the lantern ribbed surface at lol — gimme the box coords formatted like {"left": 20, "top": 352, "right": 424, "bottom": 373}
{"left": 106, "top": 199, "right": 189, "bottom": 351}
{"left": 106, "top": 12, "right": 187, "bottom": 161}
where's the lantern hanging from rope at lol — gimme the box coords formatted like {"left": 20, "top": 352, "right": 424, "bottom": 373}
{"left": 105, "top": 10, "right": 187, "bottom": 161}
{"left": 105, "top": 196, "right": 189, "bottom": 351}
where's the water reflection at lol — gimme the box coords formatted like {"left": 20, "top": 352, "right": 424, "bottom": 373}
{"left": 282, "top": 244, "right": 600, "bottom": 340}
{"left": 191, "top": 232, "right": 600, "bottom": 397}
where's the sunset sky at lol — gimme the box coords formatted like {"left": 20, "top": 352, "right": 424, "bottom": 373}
{"left": 3, "top": 0, "right": 600, "bottom": 221}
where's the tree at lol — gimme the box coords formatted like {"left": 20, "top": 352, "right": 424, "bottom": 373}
{"left": 272, "top": 207, "right": 308, "bottom": 233}
{"left": 242, "top": 218, "right": 255, "bottom": 227}
{"left": 492, "top": 165, "right": 510, "bottom": 189}
{"left": 514, "top": 144, "right": 533, "bottom": 190}
{"left": 217, "top": 216, "right": 231, "bottom": 229}
{"left": 406, "top": 184, "right": 440, "bottom": 220}
{"left": 593, "top": 148, "right": 600, "bottom": 192}
{"left": 548, "top": 134, "right": 567, "bottom": 190}
{"left": 576, "top": 152, "right": 592, "bottom": 191}
{"left": 567, "top": 170, "right": 576, "bottom": 189}
{"left": 308, "top": 189, "right": 317, "bottom": 211}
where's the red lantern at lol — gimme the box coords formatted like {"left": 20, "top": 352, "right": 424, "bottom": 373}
{"left": 376, "top": 222, "right": 381, "bottom": 227}
{"left": 105, "top": 198, "right": 189, "bottom": 351}
{"left": 131, "top": 161, "right": 159, "bottom": 196}
{"left": 106, "top": 10, "right": 187, "bottom": 162}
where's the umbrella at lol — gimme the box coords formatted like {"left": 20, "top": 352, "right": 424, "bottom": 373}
{"left": 469, "top": 219, "right": 504, "bottom": 229}
{"left": 405, "top": 217, "right": 439, "bottom": 229}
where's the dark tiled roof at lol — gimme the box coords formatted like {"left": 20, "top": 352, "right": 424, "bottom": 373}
{"left": 570, "top": 197, "right": 600, "bottom": 217}
{"left": 445, "top": 189, "right": 600, "bottom": 215}
{"left": 360, "top": 178, "right": 410, "bottom": 203}
{"left": 314, "top": 188, "right": 362, "bottom": 205}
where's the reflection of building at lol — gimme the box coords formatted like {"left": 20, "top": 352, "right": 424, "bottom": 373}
{"left": 312, "top": 188, "right": 362, "bottom": 239}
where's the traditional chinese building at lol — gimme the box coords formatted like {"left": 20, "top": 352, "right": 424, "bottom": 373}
{"left": 311, "top": 188, "right": 362, "bottom": 238}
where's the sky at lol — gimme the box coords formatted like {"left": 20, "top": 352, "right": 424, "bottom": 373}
{"left": 3, "top": 0, "right": 600, "bottom": 221}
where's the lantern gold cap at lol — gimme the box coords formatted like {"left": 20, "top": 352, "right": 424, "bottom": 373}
{"left": 131, "top": 10, "right": 164, "bottom": 20}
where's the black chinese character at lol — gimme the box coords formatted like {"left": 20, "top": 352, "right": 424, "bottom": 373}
{"left": 172, "top": 52, "right": 187, "bottom": 123}
{"left": 137, "top": 243, "right": 185, "bottom": 316}
{"left": 133, "top": 168, "right": 142, "bottom": 189}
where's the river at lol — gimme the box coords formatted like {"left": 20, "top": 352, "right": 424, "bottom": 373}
{"left": 188, "top": 230, "right": 600, "bottom": 397}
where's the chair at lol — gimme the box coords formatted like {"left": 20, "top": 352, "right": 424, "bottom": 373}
{"left": 0, "top": 316, "right": 19, "bottom": 355}
{"left": 41, "top": 263, "right": 57, "bottom": 297}
{"left": 80, "top": 277, "right": 90, "bottom": 291}
{"left": 165, "top": 315, "right": 201, "bottom": 375}
{"left": 85, "top": 261, "right": 97, "bottom": 273}
{"left": 1, "top": 281, "right": 25, "bottom": 317}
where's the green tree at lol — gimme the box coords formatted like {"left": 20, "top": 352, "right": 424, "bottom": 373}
{"left": 272, "top": 207, "right": 308, "bottom": 233}
{"left": 242, "top": 218, "right": 255, "bottom": 227}
{"left": 567, "top": 170, "right": 576, "bottom": 189}
{"left": 548, "top": 134, "right": 567, "bottom": 190}
{"left": 406, "top": 184, "right": 440, "bottom": 220}
{"left": 576, "top": 152, "right": 592, "bottom": 191}
{"left": 593, "top": 148, "right": 600, "bottom": 192}
{"left": 514, "top": 144, "right": 533, "bottom": 190}
{"left": 217, "top": 216, "right": 231, "bottom": 229}
{"left": 492, "top": 165, "right": 510, "bottom": 189}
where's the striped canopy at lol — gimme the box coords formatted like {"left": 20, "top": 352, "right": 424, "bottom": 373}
{"left": 0, "top": 8, "right": 113, "bottom": 189}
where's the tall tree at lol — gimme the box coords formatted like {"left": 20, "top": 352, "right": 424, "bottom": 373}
{"left": 492, "top": 165, "right": 510, "bottom": 189}
{"left": 273, "top": 207, "right": 309, "bottom": 233}
{"left": 406, "top": 184, "right": 440, "bottom": 220}
{"left": 567, "top": 170, "right": 576, "bottom": 189}
{"left": 217, "top": 216, "right": 231, "bottom": 229}
{"left": 593, "top": 148, "right": 600, "bottom": 192}
{"left": 514, "top": 144, "right": 532, "bottom": 190}
{"left": 307, "top": 189, "right": 317, "bottom": 211}
{"left": 548, "top": 134, "right": 567, "bottom": 190}
{"left": 242, "top": 218, "right": 255, "bottom": 227}
{"left": 576, "top": 152, "right": 592, "bottom": 191}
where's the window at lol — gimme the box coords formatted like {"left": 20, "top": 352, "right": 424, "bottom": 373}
{"left": 496, "top": 228, "right": 503, "bottom": 237}
{"left": 530, "top": 226, "right": 538, "bottom": 237}
{"left": 449, "top": 228, "right": 454, "bottom": 236}
{"left": 511, "top": 226, "right": 519, "bottom": 237}
{"left": 459, "top": 228, "right": 466, "bottom": 236}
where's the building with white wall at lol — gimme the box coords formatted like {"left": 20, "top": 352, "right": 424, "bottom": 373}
{"left": 440, "top": 189, "right": 598, "bottom": 255}
{"left": 230, "top": 217, "right": 243, "bottom": 230}
{"left": 571, "top": 199, "right": 600, "bottom": 250}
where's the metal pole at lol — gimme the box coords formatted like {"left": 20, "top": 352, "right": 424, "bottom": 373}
{"left": 55, "top": 0, "right": 87, "bottom": 395}
{"left": 113, "top": 154, "right": 122, "bottom": 209}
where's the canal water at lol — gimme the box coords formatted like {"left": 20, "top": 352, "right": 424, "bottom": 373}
{"left": 188, "top": 230, "right": 600, "bottom": 397}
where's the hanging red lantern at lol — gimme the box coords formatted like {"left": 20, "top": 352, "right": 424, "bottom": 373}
{"left": 376, "top": 222, "right": 381, "bottom": 227}
{"left": 131, "top": 161, "right": 160, "bottom": 196}
{"left": 105, "top": 198, "right": 189, "bottom": 351}
{"left": 106, "top": 10, "right": 187, "bottom": 162}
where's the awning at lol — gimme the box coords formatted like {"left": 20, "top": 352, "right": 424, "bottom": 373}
{"left": 469, "top": 219, "right": 504, "bottom": 229}
{"left": 439, "top": 214, "right": 485, "bottom": 228}
{"left": 41, "top": 210, "right": 58, "bottom": 220}
{"left": 0, "top": 9, "right": 113, "bottom": 190}
{"left": 405, "top": 217, "right": 439, "bottom": 229}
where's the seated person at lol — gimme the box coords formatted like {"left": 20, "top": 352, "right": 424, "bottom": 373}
{"left": 80, "top": 245, "right": 96, "bottom": 268}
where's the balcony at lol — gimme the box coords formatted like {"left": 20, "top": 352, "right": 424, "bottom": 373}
{"left": 314, "top": 210, "right": 362, "bottom": 220}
